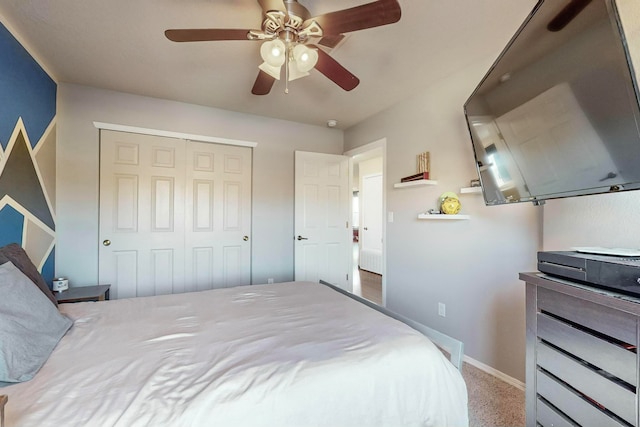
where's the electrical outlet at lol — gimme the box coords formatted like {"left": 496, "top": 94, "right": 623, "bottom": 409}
{"left": 438, "top": 302, "right": 446, "bottom": 317}
{"left": 267, "top": 278, "right": 274, "bottom": 284}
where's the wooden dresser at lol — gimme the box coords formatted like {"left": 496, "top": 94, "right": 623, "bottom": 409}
{"left": 521, "top": 272, "right": 639, "bottom": 427}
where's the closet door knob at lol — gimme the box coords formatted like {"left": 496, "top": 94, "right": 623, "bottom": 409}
{"left": 243, "top": 236, "right": 249, "bottom": 241}
{"left": 103, "top": 240, "right": 111, "bottom": 246}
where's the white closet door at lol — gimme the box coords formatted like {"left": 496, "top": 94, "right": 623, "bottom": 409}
{"left": 184, "top": 141, "right": 252, "bottom": 291}
{"left": 99, "top": 131, "right": 252, "bottom": 299}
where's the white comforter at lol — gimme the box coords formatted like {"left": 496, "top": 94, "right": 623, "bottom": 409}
{"left": 4, "top": 281, "right": 468, "bottom": 426}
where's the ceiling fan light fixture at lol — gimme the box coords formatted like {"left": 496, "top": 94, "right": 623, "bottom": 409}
{"left": 288, "top": 66, "right": 310, "bottom": 81}
{"left": 293, "top": 44, "right": 318, "bottom": 73}
{"left": 259, "top": 62, "right": 282, "bottom": 80}
{"left": 260, "top": 39, "right": 286, "bottom": 67}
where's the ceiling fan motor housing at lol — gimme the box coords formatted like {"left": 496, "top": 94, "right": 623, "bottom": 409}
{"left": 262, "top": 0, "right": 320, "bottom": 44}
{"left": 283, "top": 0, "right": 311, "bottom": 26}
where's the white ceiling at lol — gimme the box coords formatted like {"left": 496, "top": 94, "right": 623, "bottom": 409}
{"left": 0, "top": 0, "right": 537, "bottom": 129}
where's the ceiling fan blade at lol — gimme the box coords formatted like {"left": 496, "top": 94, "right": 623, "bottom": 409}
{"left": 304, "top": 0, "right": 401, "bottom": 35}
{"left": 312, "top": 47, "right": 359, "bottom": 91}
{"left": 165, "top": 29, "right": 252, "bottom": 42}
{"left": 252, "top": 70, "right": 277, "bottom": 95}
{"left": 257, "top": 0, "right": 287, "bottom": 14}
{"left": 318, "top": 34, "right": 345, "bottom": 49}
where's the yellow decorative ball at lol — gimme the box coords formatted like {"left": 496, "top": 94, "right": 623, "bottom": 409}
{"left": 441, "top": 196, "right": 461, "bottom": 215}
{"left": 439, "top": 191, "right": 459, "bottom": 203}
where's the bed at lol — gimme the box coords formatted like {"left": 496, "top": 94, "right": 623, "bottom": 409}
{"left": 0, "top": 247, "right": 468, "bottom": 427}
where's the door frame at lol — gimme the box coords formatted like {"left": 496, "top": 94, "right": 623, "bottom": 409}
{"left": 343, "top": 138, "right": 387, "bottom": 306}
{"left": 93, "top": 121, "right": 258, "bottom": 148}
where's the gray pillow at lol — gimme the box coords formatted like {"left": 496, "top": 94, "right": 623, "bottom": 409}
{"left": 0, "top": 243, "right": 57, "bottom": 306}
{"left": 0, "top": 261, "right": 72, "bottom": 383}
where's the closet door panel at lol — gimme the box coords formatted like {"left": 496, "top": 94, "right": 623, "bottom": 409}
{"left": 185, "top": 141, "right": 252, "bottom": 291}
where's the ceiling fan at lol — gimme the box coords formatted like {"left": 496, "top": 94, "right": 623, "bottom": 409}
{"left": 165, "top": 0, "right": 401, "bottom": 95}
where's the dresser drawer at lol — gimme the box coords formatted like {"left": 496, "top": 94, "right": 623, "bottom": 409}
{"left": 537, "top": 342, "right": 636, "bottom": 425}
{"left": 537, "top": 370, "right": 627, "bottom": 427}
{"left": 537, "top": 286, "right": 637, "bottom": 345}
{"left": 537, "top": 312, "right": 636, "bottom": 386}
{"left": 537, "top": 397, "right": 576, "bottom": 427}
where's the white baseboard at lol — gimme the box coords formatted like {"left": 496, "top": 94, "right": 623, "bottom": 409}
{"left": 463, "top": 355, "right": 525, "bottom": 391}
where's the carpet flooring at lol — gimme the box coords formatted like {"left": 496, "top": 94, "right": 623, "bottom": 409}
{"left": 463, "top": 362, "right": 525, "bottom": 426}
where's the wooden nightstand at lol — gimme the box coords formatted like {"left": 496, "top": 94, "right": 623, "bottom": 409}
{"left": 1, "top": 394, "right": 7, "bottom": 427}
{"left": 55, "top": 285, "right": 111, "bottom": 303}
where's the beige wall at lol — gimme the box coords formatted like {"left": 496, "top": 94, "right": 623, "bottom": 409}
{"left": 344, "top": 60, "right": 541, "bottom": 382}
{"left": 56, "top": 83, "right": 343, "bottom": 286}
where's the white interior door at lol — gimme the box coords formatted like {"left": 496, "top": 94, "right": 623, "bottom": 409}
{"left": 99, "top": 130, "right": 252, "bottom": 299}
{"left": 294, "top": 151, "right": 351, "bottom": 291}
{"left": 360, "top": 173, "right": 383, "bottom": 274}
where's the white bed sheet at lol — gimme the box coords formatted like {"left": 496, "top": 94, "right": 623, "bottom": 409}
{"left": 4, "top": 281, "right": 468, "bottom": 426}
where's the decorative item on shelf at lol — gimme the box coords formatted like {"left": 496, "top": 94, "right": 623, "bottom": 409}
{"left": 439, "top": 192, "right": 461, "bottom": 215}
{"left": 470, "top": 178, "right": 481, "bottom": 187}
{"left": 401, "top": 172, "right": 430, "bottom": 182}
{"left": 399, "top": 151, "right": 431, "bottom": 183}
{"left": 417, "top": 151, "right": 430, "bottom": 174}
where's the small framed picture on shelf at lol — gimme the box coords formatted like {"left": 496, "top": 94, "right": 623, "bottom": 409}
{"left": 470, "top": 179, "right": 481, "bottom": 187}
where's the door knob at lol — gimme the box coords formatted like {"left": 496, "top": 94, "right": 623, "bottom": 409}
{"left": 364, "top": 227, "right": 368, "bottom": 230}
{"left": 297, "top": 235, "right": 308, "bottom": 241}
{"left": 103, "top": 240, "right": 111, "bottom": 246}
{"left": 243, "top": 236, "right": 249, "bottom": 241}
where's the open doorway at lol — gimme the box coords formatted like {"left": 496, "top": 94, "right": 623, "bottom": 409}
{"left": 344, "top": 139, "right": 386, "bottom": 306}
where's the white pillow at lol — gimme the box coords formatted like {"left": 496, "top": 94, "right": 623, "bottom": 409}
{"left": 0, "top": 261, "right": 72, "bottom": 383}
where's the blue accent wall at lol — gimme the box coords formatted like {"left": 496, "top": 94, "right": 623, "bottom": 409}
{"left": 0, "top": 20, "right": 57, "bottom": 285}
{"left": 41, "top": 251, "right": 55, "bottom": 289}
{"left": 0, "top": 204, "right": 24, "bottom": 247}
{"left": 0, "top": 23, "right": 56, "bottom": 150}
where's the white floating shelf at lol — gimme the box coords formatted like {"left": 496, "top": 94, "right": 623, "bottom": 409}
{"left": 418, "top": 213, "right": 470, "bottom": 220}
{"left": 460, "top": 186, "right": 482, "bottom": 194}
{"left": 394, "top": 179, "right": 438, "bottom": 188}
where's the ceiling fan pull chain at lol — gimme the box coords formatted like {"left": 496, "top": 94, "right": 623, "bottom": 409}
{"left": 285, "top": 45, "right": 290, "bottom": 94}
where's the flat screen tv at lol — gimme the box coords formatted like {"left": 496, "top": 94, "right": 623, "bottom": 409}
{"left": 464, "top": 0, "right": 640, "bottom": 205}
